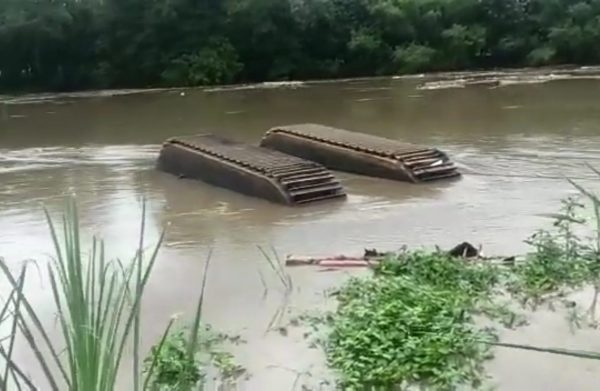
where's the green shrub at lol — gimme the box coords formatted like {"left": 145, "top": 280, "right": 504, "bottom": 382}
{"left": 393, "top": 44, "right": 437, "bottom": 73}
{"left": 161, "top": 39, "right": 243, "bottom": 86}
{"left": 526, "top": 46, "right": 557, "bottom": 66}
{"left": 326, "top": 276, "right": 493, "bottom": 389}
{"left": 375, "top": 250, "right": 499, "bottom": 299}
{"left": 144, "top": 330, "right": 204, "bottom": 390}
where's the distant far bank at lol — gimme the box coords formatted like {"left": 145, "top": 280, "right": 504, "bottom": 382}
{"left": 2, "top": 0, "right": 600, "bottom": 93}
{"left": 3, "top": 65, "right": 600, "bottom": 104}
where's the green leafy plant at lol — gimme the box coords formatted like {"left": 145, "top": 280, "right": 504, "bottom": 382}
{"left": 143, "top": 322, "right": 247, "bottom": 391}
{"left": 325, "top": 275, "right": 494, "bottom": 389}
{"left": 143, "top": 330, "right": 204, "bottom": 390}
{"left": 320, "top": 167, "right": 600, "bottom": 389}
{"left": 508, "top": 196, "right": 593, "bottom": 306}
{"left": 307, "top": 251, "right": 505, "bottom": 389}
{"left": 210, "top": 350, "right": 246, "bottom": 381}
{"left": 374, "top": 250, "right": 500, "bottom": 300}
{"left": 569, "top": 165, "right": 600, "bottom": 322}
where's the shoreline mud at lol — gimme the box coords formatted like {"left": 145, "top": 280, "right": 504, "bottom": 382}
{"left": 3, "top": 65, "right": 600, "bottom": 105}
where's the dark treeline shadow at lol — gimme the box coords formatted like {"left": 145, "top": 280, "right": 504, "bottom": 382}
{"left": 2, "top": 0, "right": 600, "bottom": 92}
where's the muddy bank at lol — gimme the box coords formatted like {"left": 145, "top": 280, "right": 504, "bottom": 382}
{"left": 3, "top": 65, "right": 600, "bottom": 104}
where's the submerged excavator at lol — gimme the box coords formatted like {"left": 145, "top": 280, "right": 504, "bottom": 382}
{"left": 157, "top": 124, "right": 460, "bottom": 205}
{"left": 260, "top": 124, "right": 460, "bottom": 183}
{"left": 157, "top": 134, "right": 346, "bottom": 206}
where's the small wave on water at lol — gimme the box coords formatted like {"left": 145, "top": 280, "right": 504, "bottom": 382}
{"left": 417, "top": 66, "right": 600, "bottom": 90}
{"left": 0, "top": 145, "right": 160, "bottom": 174}
{"left": 0, "top": 88, "right": 169, "bottom": 105}
{"left": 204, "top": 81, "right": 305, "bottom": 92}
{"left": 448, "top": 140, "right": 600, "bottom": 182}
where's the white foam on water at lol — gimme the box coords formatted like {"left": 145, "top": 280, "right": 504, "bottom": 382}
{"left": 0, "top": 144, "right": 161, "bottom": 174}
{"left": 204, "top": 80, "right": 306, "bottom": 92}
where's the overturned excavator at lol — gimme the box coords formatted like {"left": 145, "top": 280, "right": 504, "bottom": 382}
{"left": 260, "top": 124, "right": 460, "bottom": 183}
{"left": 157, "top": 134, "right": 347, "bottom": 205}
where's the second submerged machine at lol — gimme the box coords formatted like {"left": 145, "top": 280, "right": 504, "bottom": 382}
{"left": 260, "top": 124, "right": 460, "bottom": 183}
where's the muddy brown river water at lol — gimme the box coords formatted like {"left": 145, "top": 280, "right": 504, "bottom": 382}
{"left": 2, "top": 70, "right": 600, "bottom": 390}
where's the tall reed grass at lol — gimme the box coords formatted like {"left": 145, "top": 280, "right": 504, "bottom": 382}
{"left": 0, "top": 198, "right": 209, "bottom": 391}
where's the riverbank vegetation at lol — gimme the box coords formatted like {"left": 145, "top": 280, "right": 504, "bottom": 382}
{"left": 2, "top": 0, "right": 600, "bottom": 92}
{"left": 303, "top": 168, "right": 600, "bottom": 389}
{"left": 0, "top": 199, "right": 244, "bottom": 390}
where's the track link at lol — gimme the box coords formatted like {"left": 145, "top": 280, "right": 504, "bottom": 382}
{"left": 261, "top": 124, "right": 460, "bottom": 183}
{"left": 162, "top": 134, "right": 346, "bottom": 205}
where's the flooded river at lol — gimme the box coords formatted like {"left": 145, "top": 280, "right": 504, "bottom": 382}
{"left": 2, "top": 70, "right": 600, "bottom": 390}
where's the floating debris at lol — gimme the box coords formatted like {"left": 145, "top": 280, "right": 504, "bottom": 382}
{"left": 286, "top": 242, "right": 520, "bottom": 268}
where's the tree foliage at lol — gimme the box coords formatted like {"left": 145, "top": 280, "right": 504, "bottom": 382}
{"left": 2, "top": 0, "right": 600, "bottom": 91}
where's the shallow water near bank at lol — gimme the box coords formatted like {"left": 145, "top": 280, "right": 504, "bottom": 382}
{"left": 2, "top": 69, "right": 600, "bottom": 389}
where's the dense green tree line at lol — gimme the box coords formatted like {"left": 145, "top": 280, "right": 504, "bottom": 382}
{"left": 1, "top": 0, "right": 600, "bottom": 92}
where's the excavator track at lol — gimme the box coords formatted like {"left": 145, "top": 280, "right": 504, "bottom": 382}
{"left": 260, "top": 124, "right": 460, "bottom": 183}
{"left": 157, "top": 134, "right": 346, "bottom": 205}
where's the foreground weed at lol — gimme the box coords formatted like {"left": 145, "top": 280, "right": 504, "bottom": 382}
{"left": 0, "top": 199, "right": 165, "bottom": 391}
{"left": 210, "top": 351, "right": 246, "bottom": 381}
{"left": 509, "top": 231, "right": 587, "bottom": 304}
{"left": 299, "top": 251, "right": 512, "bottom": 389}
{"left": 302, "top": 171, "right": 600, "bottom": 389}
{"left": 144, "top": 324, "right": 246, "bottom": 391}
{"left": 569, "top": 165, "right": 600, "bottom": 321}
{"left": 144, "top": 329, "right": 203, "bottom": 390}
{"left": 508, "top": 197, "right": 593, "bottom": 306}
{"left": 259, "top": 246, "right": 293, "bottom": 331}
{"left": 374, "top": 250, "right": 500, "bottom": 299}
{"left": 0, "top": 198, "right": 213, "bottom": 391}
{"left": 326, "top": 276, "right": 494, "bottom": 389}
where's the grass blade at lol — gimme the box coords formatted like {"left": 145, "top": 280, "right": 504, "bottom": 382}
{"left": 46, "top": 265, "right": 76, "bottom": 388}
{"left": 1, "top": 197, "right": 177, "bottom": 391}
{"left": 142, "top": 317, "right": 177, "bottom": 390}
{"left": 0, "top": 260, "right": 66, "bottom": 390}
{"left": 2, "top": 266, "right": 27, "bottom": 388}
{"left": 133, "top": 200, "right": 147, "bottom": 391}
{"left": 16, "top": 312, "right": 60, "bottom": 390}
{"left": 183, "top": 248, "right": 213, "bottom": 390}
{"left": 586, "top": 163, "right": 600, "bottom": 178}
{"left": 114, "top": 230, "right": 166, "bottom": 379}
{"left": 0, "top": 345, "right": 38, "bottom": 390}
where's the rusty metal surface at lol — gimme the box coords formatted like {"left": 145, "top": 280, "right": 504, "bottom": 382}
{"left": 169, "top": 134, "right": 319, "bottom": 173}
{"left": 266, "top": 124, "right": 432, "bottom": 157}
{"left": 264, "top": 124, "right": 461, "bottom": 182}
{"left": 163, "top": 134, "right": 346, "bottom": 204}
